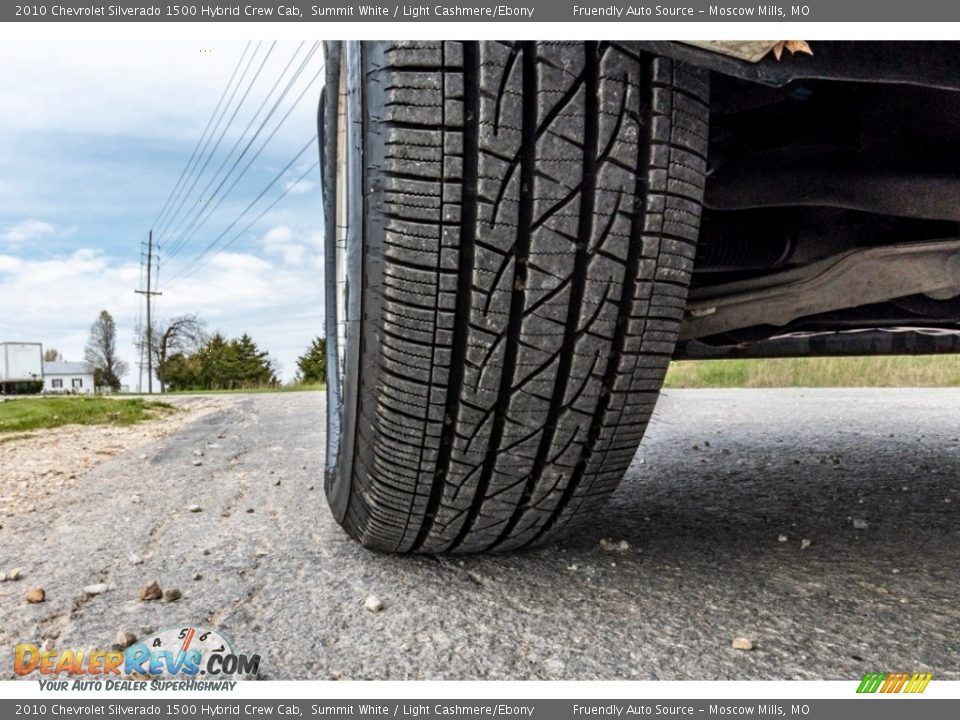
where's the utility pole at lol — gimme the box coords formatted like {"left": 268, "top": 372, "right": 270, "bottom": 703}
{"left": 135, "top": 230, "right": 163, "bottom": 394}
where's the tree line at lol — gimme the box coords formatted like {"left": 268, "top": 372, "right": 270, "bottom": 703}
{"left": 75, "top": 309, "right": 328, "bottom": 393}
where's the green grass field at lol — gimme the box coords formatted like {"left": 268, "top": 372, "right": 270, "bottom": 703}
{"left": 664, "top": 356, "right": 960, "bottom": 389}
{"left": 0, "top": 397, "right": 176, "bottom": 434}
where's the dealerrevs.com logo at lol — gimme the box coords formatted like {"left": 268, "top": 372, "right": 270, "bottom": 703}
{"left": 15, "top": 625, "right": 260, "bottom": 690}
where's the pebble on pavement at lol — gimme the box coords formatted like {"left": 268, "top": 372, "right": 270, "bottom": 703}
{"left": 599, "top": 538, "right": 630, "bottom": 553}
{"left": 138, "top": 580, "right": 163, "bottom": 601}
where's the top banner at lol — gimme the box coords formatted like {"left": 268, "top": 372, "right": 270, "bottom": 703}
{"left": 5, "top": 1, "right": 960, "bottom": 22}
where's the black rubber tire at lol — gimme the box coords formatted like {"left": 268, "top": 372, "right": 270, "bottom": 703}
{"left": 323, "top": 41, "right": 709, "bottom": 553}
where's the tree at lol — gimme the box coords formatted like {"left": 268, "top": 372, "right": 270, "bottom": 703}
{"left": 231, "top": 333, "right": 279, "bottom": 388}
{"left": 43, "top": 348, "right": 64, "bottom": 362}
{"left": 296, "top": 336, "right": 327, "bottom": 384}
{"left": 85, "top": 310, "right": 128, "bottom": 392}
{"left": 161, "top": 332, "right": 279, "bottom": 391}
{"left": 136, "top": 314, "right": 207, "bottom": 392}
{"left": 194, "top": 332, "right": 234, "bottom": 390}
{"left": 160, "top": 352, "right": 202, "bottom": 392}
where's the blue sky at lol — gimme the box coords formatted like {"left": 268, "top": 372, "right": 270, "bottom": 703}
{"left": 0, "top": 41, "right": 325, "bottom": 385}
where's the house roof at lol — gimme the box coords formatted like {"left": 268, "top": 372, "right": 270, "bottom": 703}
{"left": 43, "top": 361, "right": 94, "bottom": 376}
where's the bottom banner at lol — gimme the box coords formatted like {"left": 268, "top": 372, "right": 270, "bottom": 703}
{"left": 2, "top": 699, "right": 957, "bottom": 720}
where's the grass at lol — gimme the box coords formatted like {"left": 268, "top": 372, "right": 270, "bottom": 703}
{"left": 0, "top": 397, "right": 177, "bottom": 434}
{"left": 161, "top": 383, "right": 325, "bottom": 396}
{"left": 664, "top": 356, "right": 960, "bottom": 389}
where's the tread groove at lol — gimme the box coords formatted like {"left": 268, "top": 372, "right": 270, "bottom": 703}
{"left": 410, "top": 42, "right": 480, "bottom": 553}
{"left": 487, "top": 42, "right": 600, "bottom": 550}
{"left": 525, "top": 53, "right": 658, "bottom": 547}
{"left": 445, "top": 42, "right": 538, "bottom": 552}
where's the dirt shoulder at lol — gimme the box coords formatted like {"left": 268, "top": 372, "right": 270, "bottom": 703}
{"left": 0, "top": 396, "right": 233, "bottom": 517}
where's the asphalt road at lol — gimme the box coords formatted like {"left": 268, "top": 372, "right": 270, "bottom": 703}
{"left": 1, "top": 389, "right": 958, "bottom": 680}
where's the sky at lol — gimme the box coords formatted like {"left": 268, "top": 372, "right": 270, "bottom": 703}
{"left": 0, "top": 41, "right": 325, "bottom": 386}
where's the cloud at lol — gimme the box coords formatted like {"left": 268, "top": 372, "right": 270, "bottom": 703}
{"left": 209, "top": 252, "right": 272, "bottom": 272}
{"left": 263, "top": 226, "right": 293, "bottom": 244}
{"left": 284, "top": 178, "right": 316, "bottom": 195}
{"left": 0, "top": 42, "right": 326, "bottom": 385}
{"left": 0, "top": 42, "right": 251, "bottom": 142}
{"left": 0, "top": 255, "right": 23, "bottom": 273}
{"left": 1, "top": 219, "right": 56, "bottom": 245}
{"left": 0, "top": 249, "right": 139, "bottom": 375}
{"left": 261, "top": 224, "right": 311, "bottom": 266}
{"left": 0, "top": 244, "right": 323, "bottom": 384}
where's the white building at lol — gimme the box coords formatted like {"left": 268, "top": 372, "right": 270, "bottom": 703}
{"left": 43, "top": 361, "right": 95, "bottom": 395}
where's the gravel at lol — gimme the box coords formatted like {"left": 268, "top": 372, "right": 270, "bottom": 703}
{"left": 138, "top": 580, "right": 162, "bottom": 602}
{"left": 115, "top": 630, "right": 137, "bottom": 649}
{"left": 364, "top": 595, "right": 384, "bottom": 613}
{"left": 0, "top": 389, "right": 956, "bottom": 681}
{"left": 0, "top": 396, "right": 227, "bottom": 516}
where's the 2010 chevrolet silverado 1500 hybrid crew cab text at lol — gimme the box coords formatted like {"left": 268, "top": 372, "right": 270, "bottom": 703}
{"left": 320, "top": 41, "right": 960, "bottom": 553}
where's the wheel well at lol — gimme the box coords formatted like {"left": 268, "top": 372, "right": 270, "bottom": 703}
{"left": 668, "top": 42, "right": 960, "bottom": 350}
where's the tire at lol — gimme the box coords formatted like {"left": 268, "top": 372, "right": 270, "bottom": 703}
{"left": 322, "top": 41, "right": 709, "bottom": 553}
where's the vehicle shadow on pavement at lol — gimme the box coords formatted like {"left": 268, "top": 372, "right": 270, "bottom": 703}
{"left": 352, "top": 390, "right": 959, "bottom": 680}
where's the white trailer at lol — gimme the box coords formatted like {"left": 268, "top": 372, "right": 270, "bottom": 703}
{"left": 0, "top": 342, "right": 44, "bottom": 388}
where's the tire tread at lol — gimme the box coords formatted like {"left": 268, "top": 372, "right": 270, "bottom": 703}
{"left": 337, "top": 41, "right": 709, "bottom": 552}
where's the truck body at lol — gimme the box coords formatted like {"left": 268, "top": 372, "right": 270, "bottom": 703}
{"left": 0, "top": 342, "right": 44, "bottom": 385}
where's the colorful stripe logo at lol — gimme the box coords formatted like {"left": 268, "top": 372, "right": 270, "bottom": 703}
{"left": 857, "top": 672, "right": 933, "bottom": 694}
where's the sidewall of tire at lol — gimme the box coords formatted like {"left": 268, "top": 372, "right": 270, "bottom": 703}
{"left": 324, "top": 42, "right": 389, "bottom": 539}
{"left": 323, "top": 42, "right": 363, "bottom": 526}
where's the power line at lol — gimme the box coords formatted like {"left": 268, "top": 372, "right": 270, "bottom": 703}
{"left": 150, "top": 41, "right": 252, "bottom": 235}
{"left": 154, "top": 42, "right": 262, "bottom": 242}
{"left": 162, "top": 42, "right": 320, "bottom": 264}
{"left": 149, "top": 40, "right": 323, "bottom": 308}
{"left": 164, "top": 143, "right": 318, "bottom": 289}
{"left": 166, "top": 159, "right": 319, "bottom": 290}
{"left": 155, "top": 41, "right": 276, "bottom": 247}
{"left": 162, "top": 66, "right": 323, "bottom": 281}
{"left": 154, "top": 42, "right": 270, "bottom": 246}
{"left": 162, "top": 42, "right": 317, "bottom": 262}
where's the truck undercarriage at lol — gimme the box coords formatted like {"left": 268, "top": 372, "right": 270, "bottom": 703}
{"left": 642, "top": 41, "right": 960, "bottom": 360}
